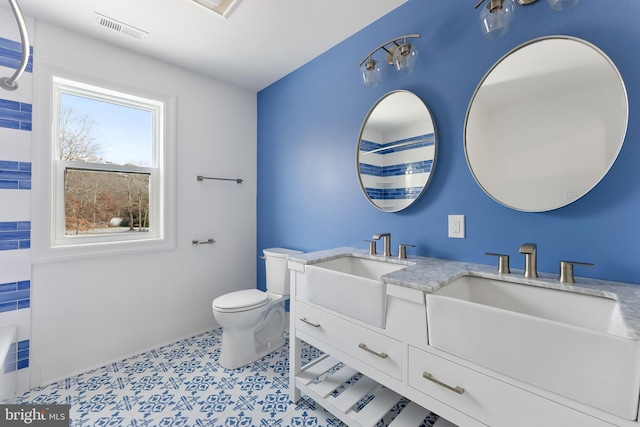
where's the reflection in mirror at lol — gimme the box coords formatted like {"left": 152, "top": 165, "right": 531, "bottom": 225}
{"left": 465, "top": 36, "right": 628, "bottom": 212}
{"left": 357, "top": 91, "right": 437, "bottom": 212}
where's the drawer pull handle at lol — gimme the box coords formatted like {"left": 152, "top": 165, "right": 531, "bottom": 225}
{"left": 358, "top": 343, "right": 388, "bottom": 359}
{"left": 422, "top": 371, "right": 465, "bottom": 395}
{"left": 300, "top": 317, "right": 321, "bottom": 328}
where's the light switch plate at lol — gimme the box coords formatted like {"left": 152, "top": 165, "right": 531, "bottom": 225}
{"left": 448, "top": 215, "right": 465, "bottom": 238}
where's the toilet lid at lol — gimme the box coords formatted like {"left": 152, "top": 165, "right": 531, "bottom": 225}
{"left": 212, "top": 289, "right": 269, "bottom": 311}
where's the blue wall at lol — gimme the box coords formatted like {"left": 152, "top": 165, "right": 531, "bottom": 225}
{"left": 257, "top": 0, "right": 640, "bottom": 288}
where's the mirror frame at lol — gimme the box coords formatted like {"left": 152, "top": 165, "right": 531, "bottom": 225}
{"left": 356, "top": 90, "right": 438, "bottom": 212}
{"left": 464, "top": 35, "right": 628, "bottom": 212}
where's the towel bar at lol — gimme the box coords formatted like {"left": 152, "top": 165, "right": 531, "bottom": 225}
{"left": 192, "top": 238, "right": 215, "bottom": 246}
{"left": 197, "top": 175, "right": 243, "bottom": 184}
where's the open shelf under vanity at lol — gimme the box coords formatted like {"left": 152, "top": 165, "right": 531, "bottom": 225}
{"left": 296, "top": 353, "right": 455, "bottom": 427}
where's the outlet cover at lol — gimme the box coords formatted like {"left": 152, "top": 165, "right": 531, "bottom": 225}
{"left": 448, "top": 215, "right": 465, "bottom": 238}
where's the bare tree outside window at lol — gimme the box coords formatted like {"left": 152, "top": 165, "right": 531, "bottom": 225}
{"left": 59, "top": 106, "right": 104, "bottom": 163}
{"left": 60, "top": 104, "right": 151, "bottom": 236}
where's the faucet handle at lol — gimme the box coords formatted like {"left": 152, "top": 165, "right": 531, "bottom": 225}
{"left": 559, "top": 260, "right": 594, "bottom": 284}
{"left": 362, "top": 240, "right": 377, "bottom": 255}
{"left": 398, "top": 244, "right": 415, "bottom": 259}
{"left": 485, "top": 253, "right": 511, "bottom": 274}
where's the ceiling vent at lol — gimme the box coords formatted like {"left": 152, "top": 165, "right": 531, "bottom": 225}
{"left": 94, "top": 13, "right": 149, "bottom": 40}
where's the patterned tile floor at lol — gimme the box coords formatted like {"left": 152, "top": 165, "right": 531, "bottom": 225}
{"left": 16, "top": 329, "right": 440, "bottom": 427}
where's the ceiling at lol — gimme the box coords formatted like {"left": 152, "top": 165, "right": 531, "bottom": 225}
{"left": 9, "top": 0, "right": 407, "bottom": 92}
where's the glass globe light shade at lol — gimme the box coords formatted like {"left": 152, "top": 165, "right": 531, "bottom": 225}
{"left": 479, "top": 0, "right": 516, "bottom": 39}
{"left": 547, "top": 0, "right": 581, "bottom": 11}
{"left": 392, "top": 42, "right": 418, "bottom": 75}
{"left": 361, "top": 58, "right": 382, "bottom": 88}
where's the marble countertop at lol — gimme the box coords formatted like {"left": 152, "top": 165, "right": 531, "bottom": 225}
{"left": 289, "top": 247, "right": 640, "bottom": 339}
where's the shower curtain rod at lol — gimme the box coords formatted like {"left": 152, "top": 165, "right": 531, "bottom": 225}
{"left": 0, "top": 0, "right": 30, "bottom": 91}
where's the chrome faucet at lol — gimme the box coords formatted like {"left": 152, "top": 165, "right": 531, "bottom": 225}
{"left": 519, "top": 243, "right": 538, "bottom": 278}
{"left": 373, "top": 233, "right": 392, "bottom": 257}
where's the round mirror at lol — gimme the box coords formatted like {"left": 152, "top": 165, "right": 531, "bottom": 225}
{"left": 465, "top": 36, "right": 628, "bottom": 212}
{"left": 357, "top": 90, "right": 437, "bottom": 212}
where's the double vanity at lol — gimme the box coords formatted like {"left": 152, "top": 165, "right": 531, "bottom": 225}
{"left": 301, "top": 28, "right": 636, "bottom": 427}
{"left": 288, "top": 247, "right": 640, "bottom": 427}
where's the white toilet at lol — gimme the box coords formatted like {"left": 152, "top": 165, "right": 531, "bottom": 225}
{"left": 212, "top": 247, "right": 302, "bottom": 369}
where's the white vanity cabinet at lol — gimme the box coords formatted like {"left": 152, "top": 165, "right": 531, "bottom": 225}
{"left": 407, "top": 346, "right": 619, "bottom": 427}
{"left": 290, "top": 260, "right": 483, "bottom": 427}
{"left": 288, "top": 257, "right": 640, "bottom": 427}
{"left": 296, "top": 301, "right": 403, "bottom": 381}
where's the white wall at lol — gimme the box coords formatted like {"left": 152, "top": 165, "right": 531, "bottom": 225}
{"left": 0, "top": 8, "right": 35, "bottom": 396}
{"left": 30, "top": 21, "right": 257, "bottom": 386}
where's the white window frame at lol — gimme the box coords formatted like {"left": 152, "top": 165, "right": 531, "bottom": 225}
{"left": 32, "top": 68, "right": 176, "bottom": 262}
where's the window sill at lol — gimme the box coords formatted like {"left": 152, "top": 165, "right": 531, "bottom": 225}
{"left": 31, "top": 234, "right": 176, "bottom": 263}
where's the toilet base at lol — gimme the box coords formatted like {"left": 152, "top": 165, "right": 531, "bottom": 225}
{"left": 218, "top": 330, "right": 286, "bottom": 369}
{"left": 217, "top": 303, "right": 287, "bottom": 370}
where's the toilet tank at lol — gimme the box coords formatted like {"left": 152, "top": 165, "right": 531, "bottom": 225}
{"left": 264, "top": 248, "right": 303, "bottom": 296}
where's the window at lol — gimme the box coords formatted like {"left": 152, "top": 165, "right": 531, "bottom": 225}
{"left": 38, "top": 75, "right": 175, "bottom": 258}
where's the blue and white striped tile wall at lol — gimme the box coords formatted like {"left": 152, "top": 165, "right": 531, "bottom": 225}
{"left": 0, "top": 160, "right": 31, "bottom": 189}
{"left": 0, "top": 17, "right": 34, "bottom": 397}
{"left": 364, "top": 186, "right": 424, "bottom": 200}
{"left": 359, "top": 135, "right": 434, "bottom": 156}
{"left": 0, "top": 221, "right": 30, "bottom": 250}
{"left": 358, "top": 159, "right": 433, "bottom": 178}
{"left": 0, "top": 37, "right": 33, "bottom": 74}
{"left": 359, "top": 134, "right": 435, "bottom": 200}
{"left": 0, "top": 280, "right": 30, "bottom": 313}
{"left": 0, "top": 100, "right": 32, "bottom": 131}
{"left": 4, "top": 339, "right": 29, "bottom": 372}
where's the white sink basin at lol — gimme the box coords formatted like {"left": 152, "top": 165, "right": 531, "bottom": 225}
{"left": 426, "top": 275, "right": 640, "bottom": 420}
{"left": 305, "top": 256, "right": 409, "bottom": 327}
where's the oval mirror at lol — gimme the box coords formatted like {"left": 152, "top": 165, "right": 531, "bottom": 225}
{"left": 357, "top": 90, "right": 437, "bottom": 212}
{"left": 465, "top": 36, "right": 628, "bottom": 212}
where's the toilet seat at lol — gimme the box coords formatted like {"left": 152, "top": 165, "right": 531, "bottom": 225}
{"left": 212, "top": 289, "right": 269, "bottom": 313}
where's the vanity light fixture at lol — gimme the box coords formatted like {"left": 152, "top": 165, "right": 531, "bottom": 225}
{"left": 474, "top": 0, "right": 581, "bottom": 39}
{"left": 359, "top": 34, "right": 420, "bottom": 88}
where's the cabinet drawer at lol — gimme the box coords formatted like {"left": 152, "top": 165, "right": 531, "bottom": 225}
{"left": 296, "top": 302, "right": 402, "bottom": 380}
{"left": 408, "top": 346, "right": 615, "bottom": 427}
